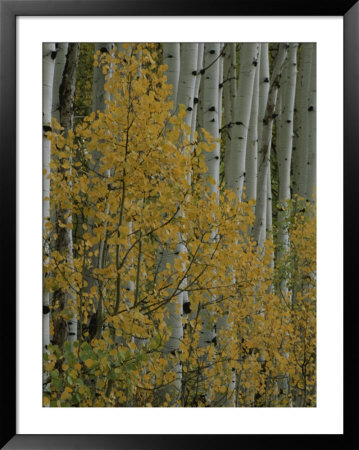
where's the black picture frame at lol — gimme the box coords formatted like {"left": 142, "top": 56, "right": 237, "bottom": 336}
{"left": 0, "top": 1, "right": 355, "bottom": 448}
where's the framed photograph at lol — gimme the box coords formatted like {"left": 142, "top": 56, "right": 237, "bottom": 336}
{"left": 1, "top": 0, "right": 354, "bottom": 448}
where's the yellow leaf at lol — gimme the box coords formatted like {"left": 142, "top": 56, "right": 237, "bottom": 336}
{"left": 62, "top": 161, "right": 71, "bottom": 169}
{"left": 85, "top": 359, "right": 93, "bottom": 368}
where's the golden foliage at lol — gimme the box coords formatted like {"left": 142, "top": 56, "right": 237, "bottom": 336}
{"left": 43, "top": 44, "right": 316, "bottom": 407}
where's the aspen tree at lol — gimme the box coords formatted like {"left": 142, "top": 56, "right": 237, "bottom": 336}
{"left": 43, "top": 43, "right": 56, "bottom": 401}
{"left": 276, "top": 43, "right": 298, "bottom": 293}
{"left": 244, "top": 44, "right": 261, "bottom": 203}
{"left": 158, "top": 44, "right": 200, "bottom": 404}
{"left": 253, "top": 44, "right": 288, "bottom": 247}
{"left": 198, "top": 43, "right": 221, "bottom": 362}
{"left": 225, "top": 43, "right": 260, "bottom": 200}
{"left": 306, "top": 45, "right": 316, "bottom": 202}
{"left": 292, "top": 44, "right": 313, "bottom": 201}
{"left": 223, "top": 43, "right": 237, "bottom": 179}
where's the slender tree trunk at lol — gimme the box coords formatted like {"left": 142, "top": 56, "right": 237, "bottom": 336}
{"left": 306, "top": 45, "right": 316, "bottom": 202}
{"left": 223, "top": 43, "right": 237, "bottom": 180}
{"left": 197, "top": 43, "right": 221, "bottom": 355}
{"left": 225, "top": 43, "right": 260, "bottom": 200}
{"left": 275, "top": 43, "right": 298, "bottom": 404}
{"left": 202, "top": 43, "right": 221, "bottom": 198}
{"left": 276, "top": 44, "right": 298, "bottom": 285}
{"left": 253, "top": 44, "right": 288, "bottom": 247}
{"left": 218, "top": 43, "right": 224, "bottom": 141}
{"left": 257, "top": 43, "right": 270, "bottom": 168}
{"left": 176, "top": 43, "right": 199, "bottom": 128}
{"left": 244, "top": 44, "right": 261, "bottom": 202}
{"left": 292, "top": 43, "right": 313, "bottom": 202}
{"left": 190, "top": 43, "right": 204, "bottom": 144}
{"left": 160, "top": 43, "right": 199, "bottom": 406}
{"left": 43, "top": 42, "right": 56, "bottom": 369}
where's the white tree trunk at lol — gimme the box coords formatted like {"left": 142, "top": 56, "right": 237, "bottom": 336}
{"left": 276, "top": 44, "right": 298, "bottom": 403}
{"left": 202, "top": 43, "right": 221, "bottom": 198}
{"left": 176, "top": 43, "right": 199, "bottom": 129}
{"left": 253, "top": 44, "right": 288, "bottom": 247}
{"left": 225, "top": 43, "right": 260, "bottom": 200}
{"left": 257, "top": 43, "right": 270, "bottom": 170}
{"left": 197, "top": 43, "right": 221, "bottom": 355}
{"left": 244, "top": 44, "right": 261, "bottom": 202}
{"left": 43, "top": 43, "right": 56, "bottom": 358}
{"left": 306, "top": 45, "right": 316, "bottom": 202}
{"left": 292, "top": 43, "right": 313, "bottom": 201}
{"left": 218, "top": 43, "right": 224, "bottom": 141}
{"left": 223, "top": 43, "right": 237, "bottom": 179}
{"left": 160, "top": 44, "right": 199, "bottom": 405}
{"left": 277, "top": 44, "right": 298, "bottom": 205}
{"left": 190, "top": 43, "right": 204, "bottom": 143}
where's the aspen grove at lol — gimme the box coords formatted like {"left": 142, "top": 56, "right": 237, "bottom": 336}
{"left": 43, "top": 43, "right": 316, "bottom": 407}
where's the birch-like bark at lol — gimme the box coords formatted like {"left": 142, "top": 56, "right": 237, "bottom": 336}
{"left": 276, "top": 44, "right": 298, "bottom": 272}
{"left": 43, "top": 42, "right": 56, "bottom": 365}
{"left": 244, "top": 44, "right": 261, "bottom": 202}
{"left": 202, "top": 43, "right": 221, "bottom": 199}
{"left": 218, "top": 43, "right": 239, "bottom": 406}
{"left": 198, "top": 43, "right": 221, "bottom": 358}
{"left": 257, "top": 44, "right": 270, "bottom": 169}
{"left": 225, "top": 43, "right": 260, "bottom": 200}
{"left": 292, "top": 43, "right": 313, "bottom": 201}
{"left": 218, "top": 43, "right": 224, "bottom": 141}
{"left": 292, "top": 45, "right": 302, "bottom": 199}
{"left": 275, "top": 44, "right": 298, "bottom": 404}
{"left": 169, "top": 42, "right": 199, "bottom": 333}
{"left": 306, "top": 45, "right": 316, "bottom": 202}
{"left": 190, "top": 43, "right": 204, "bottom": 143}
{"left": 223, "top": 44, "right": 237, "bottom": 179}
{"left": 253, "top": 44, "right": 288, "bottom": 247}
{"left": 277, "top": 44, "right": 298, "bottom": 201}
{"left": 160, "top": 43, "right": 199, "bottom": 405}
{"left": 176, "top": 43, "right": 199, "bottom": 129}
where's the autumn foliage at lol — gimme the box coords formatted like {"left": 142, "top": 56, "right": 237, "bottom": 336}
{"left": 43, "top": 44, "right": 316, "bottom": 407}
